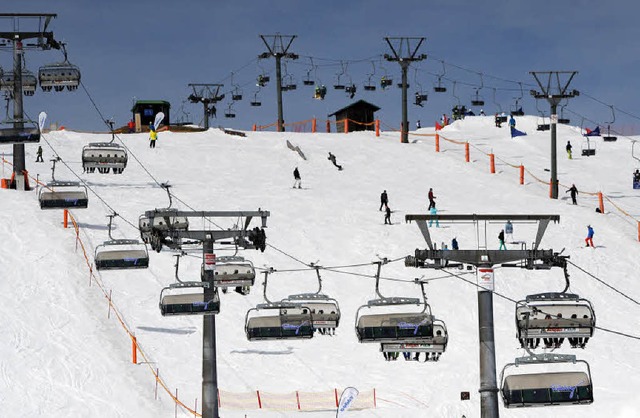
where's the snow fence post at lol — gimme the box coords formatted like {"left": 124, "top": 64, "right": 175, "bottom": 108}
{"left": 519, "top": 165, "right": 524, "bottom": 185}
{"left": 435, "top": 133, "right": 440, "bottom": 152}
{"left": 637, "top": 221, "right": 640, "bottom": 242}
{"left": 326, "top": 120, "right": 331, "bottom": 133}
{"left": 375, "top": 119, "right": 380, "bottom": 137}
{"left": 131, "top": 335, "right": 137, "bottom": 364}
{"left": 489, "top": 153, "right": 495, "bottom": 173}
{"left": 344, "top": 119, "right": 349, "bottom": 134}
{"left": 312, "top": 118, "right": 317, "bottom": 133}
{"left": 63, "top": 209, "right": 68, "bottom": 228}
{"left": 465, "top": 142, "right": 470, "bottom": 162}
{"left": 252, "top": 124, "right": 257, "bottom": 131}
{"left": 598, "top": 192, "right": 604, "bottom": 213}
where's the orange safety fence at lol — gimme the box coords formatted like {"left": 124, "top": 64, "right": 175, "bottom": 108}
{"left": 218, "top": 389, "right": 376, "bottom": 411}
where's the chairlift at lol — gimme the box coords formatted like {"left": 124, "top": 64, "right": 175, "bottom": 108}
{"left": 245, "top": 270, "right": 314, "bottom": 340}
{"left": 333, "top": 61, "right": 348, "bottom": 90}
{"left": 500, "top": 353, "right": 593, "bottom": 408}
{"left": 510, "top": 83, "right": 525, "bottom": 116}
{"left": 39, "top": 157, "right": 88, "bottom": 210}
{"left": 1, "top": 69, "right": 37, "bottom": 96}
{"left": 159, "top": 254, "right": 220, "bottom": 316}
{"left": 280, "top": 265, "right": 341, "bottom": 335}
{"left": 413, "top": 69, "right": 427, "bottom": 107}
{"left": 355, "top": 261, "right": 448, "bottom": 361}
{"left": 602, "top": 105, "right": 617, "bottom": 142}
{"left": 38, "top": 45, "right": 81, "bottom": 92}
{"left": 81, "top": 120, "right": 128, "bottom": 174}
{"left": 558, "top": 103, "right": 570, "bottom": 124}
{"left": 0, "top": 118, "right": 40, "bottom": 144}
{"left": 210, "top": 255, "right": 256, "bottom": 294}
{"left": 364, "top": 61, "right": 377, "bottom": 91}
{"left": 536, "top": 101, "right": 550, "bottom": 131}
{"left": 303, "top": 58, "right": 316, "bottom": 86}
{"left": 380, "top": 62, "right": 393, "bottom": 89}
{"left": 470, "top": 74, "right": 485, "bottom": 106}
{"left": 139, "top": 184, "right": 189, "bottom": 252}
{"left": 580, "top": 119, "right": 597, "bottom": 156}
{"left": 250, "top": 90, "right": 262, "bottom": 107}
{"left": 314, "top": 84, "right": 327, "bottom": 100}
{"left": 345, "top": 84, "right": 357, "bottom": 99}
{"left": 229, "top": 72, "right": 242, "bottom": 100}
{"left": 433, "top": 60, "right": 447, "bottom": 93}
{"left": 516, "top": 293, "right": 596, "bottom": 350}
{"left": 94, "top": 214, "right": 149, "bottom": 270}
{"left": 224, "top": 102, "right": 236, "bottom": 118}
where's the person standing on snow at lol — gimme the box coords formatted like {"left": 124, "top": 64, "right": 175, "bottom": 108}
{"left": 566, "top": 140, "right": 573, "bottom": 159}
{"left": 509, "top": 115, "right": 516, "bottom": 129}
{"left": 585, "top": 225, "right": 595, "bottom": 247}
{"left": 35, "top": 145, "right": 44, "bottom": 162}
{"left": 566, "top": 184, "right": 578, "bottom": 205}
{"left": 505, "top": 220, "right": 514, "bottom": 242}
{"left": 384, "top": 205, "right": 392, "bottom": 225}
{"left": 380, "top": 190, "right": 388, "bottom": 211}
{"left": 293, "top": 167, "right": 302, "bottom": 189}
{"left": 451, "top": 237, "right": 459, "bottom": 250}
{"left": 149, "top": 128, "right": 158, "bottom": 148}
{"left": 416, "top": 120, "right": 421, "bottom": 129}
{"left": 428, "top": 188, "right": 436, "bottom": 210}
{"left": 328, "top": 152, "right": 342, "bottom": 170}
{"left": 498, "top": 229, "right": 506, "bottom": 250}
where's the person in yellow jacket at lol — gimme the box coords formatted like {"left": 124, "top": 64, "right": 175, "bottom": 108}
{"left": 149, "top": 128, "right": 157, "bottom": 148}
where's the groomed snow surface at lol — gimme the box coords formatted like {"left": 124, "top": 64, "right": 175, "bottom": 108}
{"left": 1, "top": 115, "right": 639, "bottom": 417}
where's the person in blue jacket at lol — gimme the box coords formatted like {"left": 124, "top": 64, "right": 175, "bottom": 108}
{"left": 585, "top": 225, "right": 595, "bottom": 247}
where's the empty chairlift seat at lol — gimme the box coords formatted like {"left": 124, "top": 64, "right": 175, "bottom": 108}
{"left": 94, "top": 239, "right": 149, "bottom": 270}
{"left": 39, "top": 181, "right": 88, "bottom": 209}
{"left": 501, "top": 355, "right": 594, "bottom": 408}
{"left": 245, "top": 302, "right": 314, "bottom": 341}
{"left": 159, "top": 282, "right": 220, "bottom": 316}
{"left": 0, "top": 122, "right": 40, "bottom": 145}
{"left": 82, "top": 143, "right": 128, "bottom": 174}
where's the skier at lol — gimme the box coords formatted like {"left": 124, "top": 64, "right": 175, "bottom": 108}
{"left": 505, "top": 220, "right": 514, "bottom": 242}
{"left": 328, "top": 152, "right": 342, "bottom": 170}
{"left": 566, "top": 184, "right": 578, "bottom": 205}
{"left": 293, "top": 167, "right": 302, "bottom": 189}
{"left": 479, "top": 109, "right": 486, "bottom": 116}
{"left": 498, "top": 229, "right": 506, "bottom": 250}
{"left": 428, "top": 206, "right": 439, "bottom": 227}
{"left": 451, "top": 237, "right": 459, "bottom": 250}
{"left": 566, "top": 140, "right": 573, "bottom": 159}
{"left": 379, "top": 190, "right": 388, "bottom": 211}
{"left": 416, "top": 119, "right": 421, "bottom": 129}
{"left": 494, "top": 113, "right": 502, "bottom": 128}
{"left": 427, "top": 188, "right": 436, "bottom": 210}
{"left": 384, "top": 205, "right": 392, "bottom": 225}
{"left": 585, "top": 225, "right": 594, "bottom": 247}
{"left": 149, "top": 128, "right": 157, "bottom": 148}
{"left": 509, "top": 115, "right": 516, "bottom": 129}
{"left": 35, "top": 145, "right": 43, "bottom": 162}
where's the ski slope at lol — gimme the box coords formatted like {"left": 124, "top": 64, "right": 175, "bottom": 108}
{"left": 1, "top": 115, "right": 639, "bottom": 417}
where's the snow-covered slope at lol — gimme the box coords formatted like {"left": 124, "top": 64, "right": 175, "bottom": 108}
{"left": 1, "top": 115, "right": 639, "bottom": 417}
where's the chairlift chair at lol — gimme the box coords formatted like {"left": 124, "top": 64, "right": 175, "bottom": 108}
{"left": 364, "top": 62, "right": 377, "bottom": 91}
{"left": 39, "top": 158, "right": 88, "bottom": 209}
{"left": 1, "top": 70, "right": 37, "bottom": 96}
{"left": 536, "top": 102, "right": 550, "bottom": 131}
{"left": 38, "top": 61, "right": 81, "bottom": 92}
{"left": 139, "top": 207, "right": 189, "bottom": 252}
{"left": 515, "top": 293, "right": 596, "bottom": 349}
{"left": 0, "top": 119, "right": 40, "bottom": 144}
{"left": 602, "top": 106, "right": 617, "bottom": 142}
{"left": 303, "top": 58, "right": 316, "bottom": 86}
{"left": 256, "top": 74, "right": 270, "bottom": 87}
{"left": 160, "top": 281, "right": 220, "bottom": 316}
{"left": 231, "top": 88, "right": 243, "bottom": 101}
{"left": 500, "top": 353, "right": 594, "bottom": 408}
{"left": 314, "top": 85, "right": 327, "bottom": 100}
{"left": 211, "top": 255, "right": 256, "bottom": 293}
{"left": 224, "top": 103, "right": 236, "bottom": 118}
{"left": 510, "top": 83, "right": 525, "bottom": 116}
{"left": 433, "top": 61, "right": 447, "bottom": 93}
{"left": 245, "top": 301, "right": 314, "bottom": 341}
{"left": 581, "top": 138, "right": 596, "bottom": 157}
{"left": 471, "top": 88, "right": 485, "bottom": 107}
{"left": 82, "top": 143, "right": 128, "bottom": 174}
{"left": 558, "top": 104, "right": 570, "bottom": 124}
{"left": 250, "top": 91, "right": 262, "bottom": 107}
{"left": 94, "top": 215, "right": 149, "bottom": 271}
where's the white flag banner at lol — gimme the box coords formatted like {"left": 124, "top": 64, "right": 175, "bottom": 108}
{"left": 153, "top": 112, "right": 165, "bottom": 130}
{"left": 38, "top": 112, "right": 47, "bottom": 131}
{"left": 336, "top": 387, "right": 359, "bottom": 417}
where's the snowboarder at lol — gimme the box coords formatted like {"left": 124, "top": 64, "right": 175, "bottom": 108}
{"left": 585, "top": 225, "right": 594, "bottom": 247}
{"left": 494, "top": 113, "right": 502, "bottom": 128}
{"left": 566, "top": 140, "right": 573, "bottom": 159}
{"left": 479, "top": 109, "right": 485, "bottom": 116}
{"left": 498, "top": 229, "right": 506, "bottom": 250}
{"left": 451, "top": 237, "right": 459, "bottom": 250}
{"left": 379, "top": 190, "right": 388, "bottom": 211}
{"left": 149, "top": 128, "right": 157, "bottom": 148}
{"left": 384, "top": 205, "right": 392, "bottom": 225}
{"left": 427, "top": 188, "right": 436, "bottom": 210}
{"left": 509, "top": 115, "right": 516, "bottom": 129}
{"left": 293, "top": 167, "right": 302, "bottom": 189}
{"left": 505, "top": 220, "right": 514, "bottom": 242}
{"left": 416, "top": 120, "right": 421, "bottom": 129}
{"left": 35, "top": 145, "right": 43, "bottom": 162}
{"left": 566, "top": 184, "right": 578, "bottom": 205}
{"left": 328, "top": 152, "right": 342, "bottom": 170}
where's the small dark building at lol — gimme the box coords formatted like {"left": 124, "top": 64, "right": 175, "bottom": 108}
{"left": 131, "top": 100, "right": 171, "bottom": 128}
{"left": 329, "top": 100, "right": 380, "bottom": 133}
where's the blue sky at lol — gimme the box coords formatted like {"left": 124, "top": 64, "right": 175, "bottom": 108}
{"left": 2, "top": 1, "right": 640, "bottom": 134}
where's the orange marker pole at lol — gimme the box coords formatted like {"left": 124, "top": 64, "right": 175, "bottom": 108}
{"left": 465, "top": 142, "right": 470, "bottom": 162}
{"left": 311, "top": 118, "right": 316, "bottom": 133}
{"left": 63, "top": 209, "right": 68, "bottom": 228}
{"left": 435, "top": 133, "right": 440, "bottom": 152}
{"left": 252, "top": 124, "right": 257, "bottom": 132}
{"left": 637, "top": 221, "right": 640, "bottom": 242}
{"left": 489, "top": 154, "right": 495, "bottom": 173}
{"left": 344, "top": 119, "right": 349, "bottom": 134}
{"left": 132, "top": 335, "right": 137, "bottom": 364}
{"left": 598, "top": 192, "right": 604, "bottom": 213}
{"left": 375, "top": 119, "right": 380, "bottom": 137}
{"left": 519, "top": 165, "right": 524, "bottom": 185}
{"left": 326, "top": 120, "right": 331, "bottom": 133}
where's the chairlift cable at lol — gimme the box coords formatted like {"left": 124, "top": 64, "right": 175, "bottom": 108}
{"left": 566, "top": 260, "right": 640, "bottom": 306}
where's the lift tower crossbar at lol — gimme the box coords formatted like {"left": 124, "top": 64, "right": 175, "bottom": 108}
{"left": 187, "top": 84, "right": 225, "bottom": 130}
{"left": 529, "top": 71, "right": 579, "bottom": 199}
{"left": 258, "top": 34, "right": 298, "bottom": 133}
{"left": 405, "top": 213, "right": 565, "bottom": 418}
{"left": 384, "top": 37, "right": 427, "bottom": 143}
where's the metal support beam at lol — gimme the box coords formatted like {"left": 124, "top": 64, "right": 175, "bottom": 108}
{"left": 477, "top": 267, "right": 499, "bottom": 418}
{"left": 12, "top": 38, "right": 25, "bottom": 190}
{"left": 202, "top": 239, "right": 219, "bottom": 418}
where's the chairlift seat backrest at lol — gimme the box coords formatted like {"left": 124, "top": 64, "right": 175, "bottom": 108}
{"left": 39, "top": 181, "right": 88, "bottom": 209}
{"left": 95, "top": 239, "right": 149, "bottom": 270}
{"left": 213, "top": 260, "right": 255, "bottom": 287}
{"left": 160, "top": 282, "right": 219, "bottom": 316}
{"left": 82, "top": 143, "right": 128, "bottom": 170}
{"left": 356, "top": 312, "right": 434, "bottom": 342}
{"left": 0, "top": 125, "right": 40, "bottom": 144}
